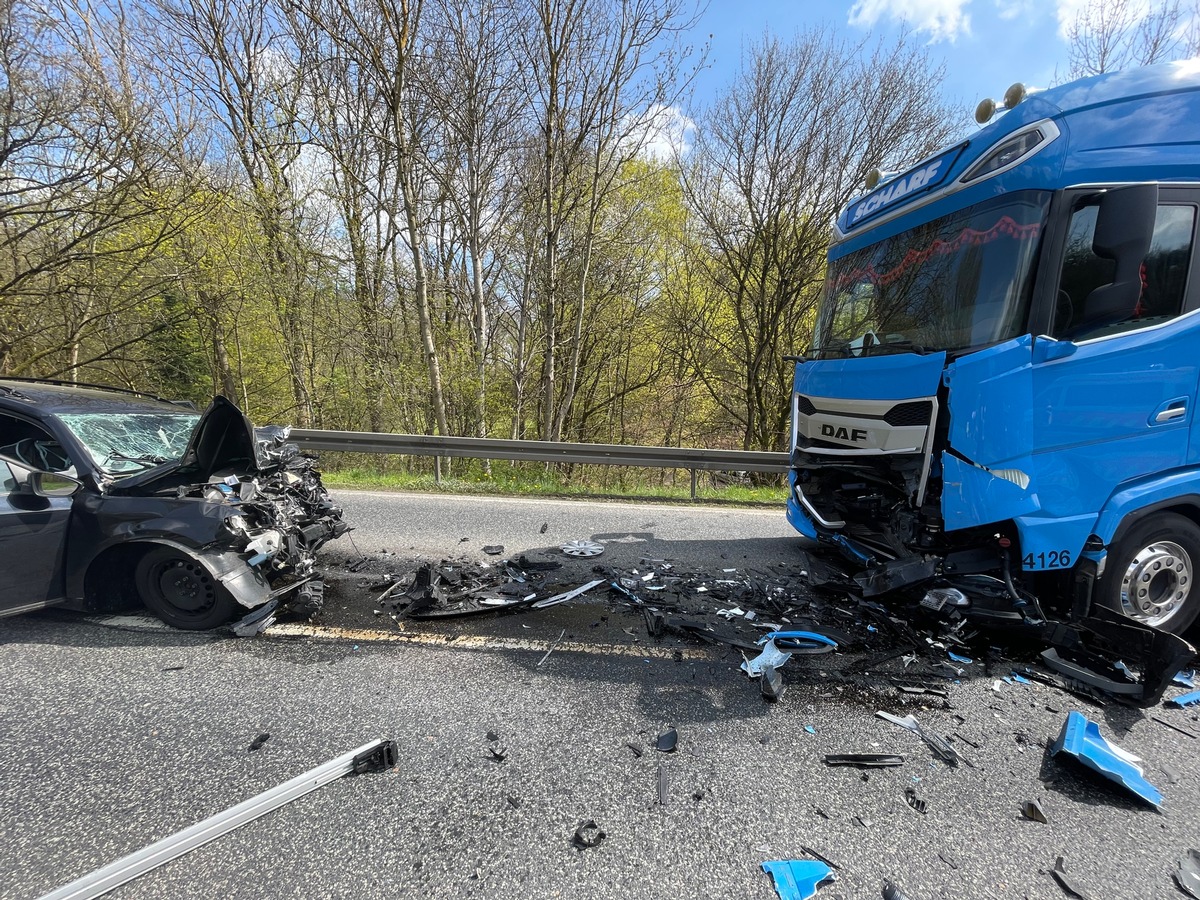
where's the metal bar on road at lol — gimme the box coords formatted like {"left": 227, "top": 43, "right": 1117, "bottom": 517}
{"left": 291, "top": 429, "right": 790, "bottom": 474}
{"left": 39, "top": 739, "right": 397, "bottom": 900}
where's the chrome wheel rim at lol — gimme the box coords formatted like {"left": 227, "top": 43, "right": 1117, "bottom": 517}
{"left": 1118, "top": 540, "right": 1192, "bottom": 627}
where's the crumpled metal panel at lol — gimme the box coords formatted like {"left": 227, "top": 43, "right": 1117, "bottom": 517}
{"left": 1051, "top": 710, "right": 1163, "bottom": 807}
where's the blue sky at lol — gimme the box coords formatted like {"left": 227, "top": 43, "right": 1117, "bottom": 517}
{"left": 691, "top": 0, "right": 1085, "bottom": 120}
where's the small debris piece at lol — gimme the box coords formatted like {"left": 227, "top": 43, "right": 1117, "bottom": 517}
{"left": 938, "top": 852, "right": 959, "bottom": 870}
{"left": 1167, "top": 689, "right": 1200, "bottom": 708}
{"left": 798, "top": 846, "right": 840, "bottom": 871}
{"left": 657, "top": 765, "right": 668, "bottom": 805}
{"left": 536, "top": 629, "right": 567, "bottom": 668}
{"left": 1175, "top": 670, "right": 1196, "bottom": 689}
{"left": 1051, "top": 855, "right": 1096, "bottom": 900}
{"left": 161, "top": 666, "right": 185, "bottom": 672}
{"left": 882, "top": 881, "right": 915, "bottom": 900}
{"left": 481, "top": 545, "right": 504, "bottom": 555}
{"left": 539, "top": 522, "right": 549, "bottom": 533}
{"left": 876, "top": 711, "right": 962, "bottom": 766}
{"left": 761, "top": 664, "right": 786, "bottom": 702}
{"left": 484, "top": 744, "right": 507, "bottom": 763}
{"left": 248, "top": 733, "right": 270, "bottom": 752}
{"left": 804, "top": 724, "right": 817, "bottom": 735}
{"left": 231, "top": 598, "right": 280, "bottom": 637}
{"left": 571, "top": 820, "right": 605, "bottom": 850}
{"left": 561, "top": 540, "right": 604, "bottom": 558}
{"left": 506, "top": 795, "right": 521, "bottom": 809}
{"left": 904, "top": 787, "right": 927, "bottom": 814}
{"left": 824, "top": 754, "right": 904, "bottom": 768}
{"left": 626, "top": 742, "right": 644, "bottom": 758}
{"left": 947, "top": 651, "right": 973, "bottom": 664}
{"left": 1153, "top": 715, "right": 1199, "bottom": 738}
{"left": 655, "top": 727, "right": 678, "bottom": 753}
{"left": 761, "top": 860, "right": 836, "bottom": 900}
{"left": 1163, "top": 763, "right": 1183, "bottom": 785}
{"left": 533, "top": 579, "right": 606, "bottom": 609}
{"left": 1175, "top": 848, "right": 1200, "bottom": 899}
{"left": 1051, "top": 711, "right": 1163, "bottom": 807}
{"left": 1020, "top": 799, "right": 1048, "bottom": 823}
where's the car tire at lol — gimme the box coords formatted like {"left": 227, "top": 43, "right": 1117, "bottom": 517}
{"left": 1096, "top": 512, "right": 1200, "bottom": 634}
{"left": 135, "top": 546, "right": 237, "bottom": 630}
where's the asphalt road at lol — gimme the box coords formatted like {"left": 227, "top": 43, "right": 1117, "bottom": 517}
{"left": 2, "top": 490, "right": 1199, "bottom": 900}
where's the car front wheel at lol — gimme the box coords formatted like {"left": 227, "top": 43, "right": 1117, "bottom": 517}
{"left": 1097, "top": 512, "right": 1200, "bottom": 634}
{"left": 135, "top": 546, "right": 237, "bottom": 630}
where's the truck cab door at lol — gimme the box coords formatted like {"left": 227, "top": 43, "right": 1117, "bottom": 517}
{"left": 1021, "top": 187, "right": 1200, "bottom": 560}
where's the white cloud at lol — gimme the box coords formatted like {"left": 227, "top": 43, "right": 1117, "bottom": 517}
{"left": 995, "top": 0, "right": 1035, "bottom": 21}
{"left": 1053, "top": 0, "right": 1154, "bottom": 39}
{"left": 628, "top": 104, "right": 696, "bottom": 163}
{"left": 848, "top": 0, "right": 973, "bottom": 42}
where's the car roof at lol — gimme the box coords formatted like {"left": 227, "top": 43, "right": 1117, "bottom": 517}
{"left": 0, "top": 379, "right": 199, "bottom": 416}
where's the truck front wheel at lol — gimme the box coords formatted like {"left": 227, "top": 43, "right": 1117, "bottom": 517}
{"left": 1097, "top": 512, "right": 1200, "bottom": 634}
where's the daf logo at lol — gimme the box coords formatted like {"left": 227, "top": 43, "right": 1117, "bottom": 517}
{"left": 822, "top": 424, "right": 868, "bottom": 443}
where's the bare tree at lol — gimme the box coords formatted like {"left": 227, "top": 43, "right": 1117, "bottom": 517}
{"left": 1065, "top": 0, "right": 1200, "bottom": 79}
{"left": 676, "top": 29, "right": 958, "bottom": 452}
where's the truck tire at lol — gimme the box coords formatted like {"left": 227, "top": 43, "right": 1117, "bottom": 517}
{"left": 135, "top": 546, "right": 237, "bottom": 630}
{"left": 1097, "top": 512, "right": 1200, "bottom": 634}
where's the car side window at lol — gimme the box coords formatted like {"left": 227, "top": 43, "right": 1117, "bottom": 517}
{"left": 0, "top": 461, "right": 14, "bottom": 493}
{"left": 0, "top": 414, "right": 74, "bottom": 473}
{"left": 1053, "top": 202, "right": 1195, "bottom": 340}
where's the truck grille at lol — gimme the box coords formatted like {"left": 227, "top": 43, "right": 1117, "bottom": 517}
{"left": 796, "top": 395, "right": 817, "bottom": 416}
{"left": 883, "top": 400, "right": 933, "bottom": 426}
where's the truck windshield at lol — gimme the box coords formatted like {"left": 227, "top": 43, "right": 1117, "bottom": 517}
{"left": 812, "top": 190, "right": 1051, "bottom": 357}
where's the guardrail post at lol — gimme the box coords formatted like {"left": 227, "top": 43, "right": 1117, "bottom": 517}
{"left": 690, "top": 468, "right": 697, "bottom": 501}
{"left": 435, "top": 456, "right": 442, "bottom": 485}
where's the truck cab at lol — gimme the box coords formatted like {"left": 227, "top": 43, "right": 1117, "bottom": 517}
{"left": 788, "top": 62, "right": 1200, "bottom": 638}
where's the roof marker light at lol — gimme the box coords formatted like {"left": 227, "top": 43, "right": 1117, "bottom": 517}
{"left": 974, "top": 82, "right": 1028, "bottom": 125}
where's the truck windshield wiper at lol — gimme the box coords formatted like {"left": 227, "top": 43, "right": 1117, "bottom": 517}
{"left": 865, "top": 338, "right": 929, "bottom": 355}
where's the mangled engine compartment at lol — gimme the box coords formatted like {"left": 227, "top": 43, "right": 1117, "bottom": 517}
{"left": 179, "top": 426, "right": 348, "bottom": 615}
{"left": 792, "top": 438, "right": 1196, "bottom": 708}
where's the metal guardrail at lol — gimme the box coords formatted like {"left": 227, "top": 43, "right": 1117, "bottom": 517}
{"left": 290, "top": 429, "right": 790, "bottom": 499}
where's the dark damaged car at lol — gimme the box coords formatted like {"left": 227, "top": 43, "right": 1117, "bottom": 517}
{"left": 0, "top": 379, "right": 347, "bottom": 629}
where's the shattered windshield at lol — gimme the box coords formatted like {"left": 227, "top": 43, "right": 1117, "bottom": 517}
{"left": 59, "top": 412, "right": 200, "bottom": 475}
{"left": 812, "top": 190, "right": 1051, "bottom": 357}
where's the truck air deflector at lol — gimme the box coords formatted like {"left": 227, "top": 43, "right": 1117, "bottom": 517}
{"left": 791, "top": 352, "right": 946, "bottom": 401}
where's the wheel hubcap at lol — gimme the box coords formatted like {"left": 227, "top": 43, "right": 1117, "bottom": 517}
{"left": 156, "top": 559, "right": 215, "bottom": 613}
{"left": 1118, "top": 540, "right": 1192, "bottom": 627}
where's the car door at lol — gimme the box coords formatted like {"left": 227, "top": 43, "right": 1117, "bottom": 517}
{"left": 0, "top": 457, "right": 73, "bottom": 615}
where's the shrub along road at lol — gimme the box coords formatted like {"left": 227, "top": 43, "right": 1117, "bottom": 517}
{"left": 2, "top": 491, "right": 1198, "bottom": 899}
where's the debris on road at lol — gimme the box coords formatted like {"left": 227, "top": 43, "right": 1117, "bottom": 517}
{"left": 536, "top": 629, "right": 567, "bottom": 668}
{"left": 655, "top": 727, "right": 678, "bottom": 753}
{"left": 1167, "top": 689, "right": 1200, "bottom": 708}
{"left": 1050, "top": 855, "right": 1096, "bottom": 899}
{"left": 1175, "top": 849, "right": 1200, "bottom": 899}
{"left": 904, "top": 786, "right": 927, "bottom": 814}
{"left": 247, "top": 733, "right": 270, "bottom": 752}
{"left": 561, "top": 540, "right": 604, "bottom": 558}
{"left": 1020, "top": 799, "right": 1048, "bottom": 823}
{"left": 1050, "top": 711, "right": 1163, "bottom": 808}
{"left": 823, "top": 754, "right": 904, "bottom": 768}
{"left": 571, "top": 820, "right": 605, "bottom": 850}
{"left": 876, "top": 711, "right": 963, "bottom": 767}
{"left": 881, "top": 881, "right": 916, "bottom": 900}
{"left": 760, "top": 859, "right": 836, "bottom": 900}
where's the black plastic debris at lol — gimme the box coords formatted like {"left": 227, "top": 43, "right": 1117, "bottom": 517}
{"left": 539, "top": 522, "right": 549, "bottom": 533}
{"left": 481, "top": 545, "right": 504, "bottom": 555}
{"left": 571, "top": 820, "right": 605, "bottom": 850}
{"left": 655, "top": 727, "right": 678, "bottom": 753}
{"left": 876, "top": 711, "right": 963, "bottom": 766}
{"left": 506, "top": 795, "right": 521, "bottom": 809}
{"left": 1175, "top": 849, "right": 1200, "bottom": 899}
{"left": 1050, "top": 856, "right": 1095, "bottom": 899}
{"left": 882, "top": 881, "right": 915, "bottom": 900}
{"left": 248, "top": 733, "right": 270, "bottom": 752}
{"left": 798, "top": 846, "right": 841, "bottom": 871}
{"left": 824, "top": 754, "right": 904, "bottom": 768}
{"left": 904, "top": 787, "right": 927, "bottom": 814}
{"left": 761, "top": 664, "right": 786, "bottom": 702}
{"left": 1020, "top": 799, "right": 1048, "bottom": 823}
{"left": 626, "top": 742, "right": 644, "bottom": 758}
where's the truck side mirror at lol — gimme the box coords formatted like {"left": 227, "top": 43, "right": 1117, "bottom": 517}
{"left": 1081, "top": 183, "right": 1158, "bottom": 325}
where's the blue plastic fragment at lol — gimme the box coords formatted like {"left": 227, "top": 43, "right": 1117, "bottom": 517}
{"left": 804, "top": 725, "right": 817, "bottom": 735}
{"left": 947, "top": 651, "right": 973, "bottom": 664}
{"left": 867, "top": 625, "right": 878, "bottom": 633}
{"left": 760, "top": 631, "right": 839, "bottom": 651}
{"left": 1175, "top": 670, "right": 1196, "bottom": 689}
{"left": 1003, "top": 676, "right": 1013, "bottom": 685}
{"left": 1011, "top": 673, "right": 1030, "bottom": 684}
{"left": 1168, "top": 689, "right": 1200, "bottom": 709}
{"left": 1051, "top": 711, "right": 1163, "bottom": 808}
{"left": 761, "top": 860, "right": 836, "bottom": 900}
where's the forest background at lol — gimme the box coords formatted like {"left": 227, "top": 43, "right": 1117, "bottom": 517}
{"left": 3, "top": 0, "right": 1196, "bottom": 489}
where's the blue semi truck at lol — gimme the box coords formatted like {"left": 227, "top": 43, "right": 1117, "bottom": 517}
{"left": 787, "top": 62, "right": 1200, "bottom": 699}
